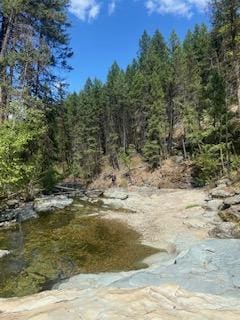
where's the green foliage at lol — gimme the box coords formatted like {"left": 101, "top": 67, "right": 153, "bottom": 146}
{"left": 0, "top": 108, "right": 46, "bottom": 196}
{"left": 192, "top": 144, "right": 223, "bottom": 186}
{"left": 118, "top": 147, "right": 133, "bottom": 169}
{"left": 143, "top": 140, "right": 161, "bottom": 169}
{"left": 59, "top": 17, "right": 239, "bottom": 185}
{"left": 41, "top": 168, "right": 62, "bottom": 192}
{"left": 0, "top": 0, "right": 238, "bottom": 193}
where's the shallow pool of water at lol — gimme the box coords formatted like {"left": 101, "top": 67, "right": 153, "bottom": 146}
{"left": 0, "top": 200, "right": 157, "bottom": 297}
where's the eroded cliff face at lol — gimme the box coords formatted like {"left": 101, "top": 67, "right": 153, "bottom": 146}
{"left": 1, "top": 187, "right": 240, "bottom": 320}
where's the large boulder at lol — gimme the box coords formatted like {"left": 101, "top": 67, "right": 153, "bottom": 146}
{"left": 216, "top": 178, "right": 232, "bottom": 187}
{"left": 224, "top": 195, "right": 240, "bottom": 206}
{"left": 204, "top": 199, "right": 223, "bottom": 211}
{"left": 0, "top": 203, "right": 37, "bottom": 223}
{"left": 34, "top": 195, "right": 73, "bottom": 213}
{"left": 209, "top": 222, "right": 240, "bottom": 239}
{"left": 210, "top": 187, "right": 235, "bottom": 199}
{"left": 17, "top": 203, "right": 38, "bottom": 222}
{"left": 0, "top": 249, "right": 10, "bottom": 258}
{"left": 85, "top": 189, "right": 104, "bottom": 199}
{"left": 220, "top": 206, "right": 240, "bottom": 223}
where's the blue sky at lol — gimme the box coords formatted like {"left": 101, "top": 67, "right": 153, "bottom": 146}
{"left": 65, "top": 0, "right": 210, "bottom": 93}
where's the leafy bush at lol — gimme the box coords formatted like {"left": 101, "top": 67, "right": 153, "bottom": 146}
{"left": 192, "top": 144, "right": 223, "bottom": 186}
{"left": 0, "top": 108, "right": 47, "bottom": 197}
{"left": 143, "top": 140, "right": 161, "bottom": 169}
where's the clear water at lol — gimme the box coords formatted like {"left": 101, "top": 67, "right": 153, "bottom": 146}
{"left": 0, "top": 200, "right": 158, "bottom": 297}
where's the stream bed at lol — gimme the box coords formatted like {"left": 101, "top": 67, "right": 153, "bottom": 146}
{"left": 0, "top": 199, "right": 157, "bottom": 297}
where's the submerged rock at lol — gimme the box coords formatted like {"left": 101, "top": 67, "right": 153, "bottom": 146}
{"left": 34, "top": 195, "right": 73, "bottom": 213}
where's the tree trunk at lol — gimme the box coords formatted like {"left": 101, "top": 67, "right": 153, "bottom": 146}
{"left": 182, "top": 137, "right": 187, "bottom": 159}
{"left": 0, "top": 13, "right": 14, "bottom": 122}
{"left": 236, "top": 62, "right": 240, "bottom": 117}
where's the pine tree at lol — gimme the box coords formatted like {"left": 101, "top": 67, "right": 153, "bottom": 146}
{"left": 211, "top": 0, "right": 240, "bottom": 114}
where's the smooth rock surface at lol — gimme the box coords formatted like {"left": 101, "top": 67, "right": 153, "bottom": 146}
{"left": 1, "top": 285, "right": 240, "bottom": 320}
{"left": 104, "top": 188, "right": 129, "bottom": 200}
{"left": 204, "top": 199, "right": 223, "bottom": 211}
{"left": 57, "top": 239, "right": 240, "bottom": 297}
{"left": 34, "top": 195, "right": 73, "bottom": 213}
{"left": 1, "top": 187, "right": 240, "bottom": 319}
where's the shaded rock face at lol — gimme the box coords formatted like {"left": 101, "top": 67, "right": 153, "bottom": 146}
{"left": 224, "top": 195, "right": 240, "bottom": 206}
{"left": 209, "top": 222, "right": 240, "bottom": 239}
{"left": 0, "top": 203, "right": 37, "bottom": 224}
{"left": 0, "top": 195, "right": 75, "bottom": 226}
{"left": 34, "top": 195, "right": 73, "bottom": 213}
{"left": 220, "top": 207, "right": 240, "bottom": 223}
{"left": 207, "top": 183, "right": 240, "bottom": 239}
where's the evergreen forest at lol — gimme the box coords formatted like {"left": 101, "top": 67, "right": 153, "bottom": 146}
{"left": 0, "top": 0, "right": 239, "bottom": 198}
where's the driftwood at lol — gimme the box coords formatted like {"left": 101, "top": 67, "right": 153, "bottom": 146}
{"left": 55, "top": 185, "right": 80, "bottom": 192}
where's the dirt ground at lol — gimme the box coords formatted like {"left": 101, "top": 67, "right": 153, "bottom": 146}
{"left": 90, "top": 155, "right": 193, "bottom": 190}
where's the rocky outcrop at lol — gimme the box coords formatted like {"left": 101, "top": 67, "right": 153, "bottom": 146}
{"left": 224, "top": 195, "right": 240, "bottom": 206}
{"left": 204, "top": 198, "right": 223, "bottom": 211}
{"left": 210, "top": 186, "right": 235, "bottom": 199}
{"left": 209, "top": 222, "right": 240, "bottom": 239}
{"left": 34, "top": 195, "right": 73, "bottom": 213}
{"left": 1, "top": 284, "right": 240, "bottom": 320}
{"left": 0, "top": 195, "right": 74, "bottom": 226}
{"left": 0, "top": 203, "right": 38, "bottom": 225}
{"left": 0, "top": 250, "right": 9, "bottom": 259}
{"left": 204, "top": 180, "right": 240, "bottom": 239}
{"left": 104, "top": 189, "right": 129, "bottom": 200}
{"left": 85, "top": 189, "right": 104, "bottom": 198}
{"left": 57, "top": 239, "right": 240, "bottom": 297}
{"left": 1, "top": 187, "right": 240, "bottom": 319}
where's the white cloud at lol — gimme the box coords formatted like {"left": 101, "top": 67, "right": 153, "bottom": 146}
{"left": 108, "top": 0, "right": 117, "bottom": 15}
{"left": 69, "top": 0, "right": 101, "bottom": 21}
{"left": 69, "top": 0, "right": 208, "bottom": 21}
{"left": 145, "top": 0, "right": 208, "bottom": 17}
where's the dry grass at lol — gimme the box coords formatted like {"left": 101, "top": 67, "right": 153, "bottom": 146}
{"left": 90, "top": 154, "right": 193, "bottom": 190}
